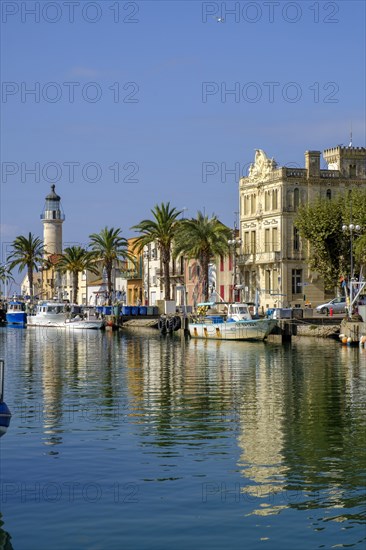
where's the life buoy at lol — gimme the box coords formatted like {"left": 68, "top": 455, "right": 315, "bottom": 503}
{"left": 158, "top": 317, "right": 166, "bottom": 333}
{"left": 173, "top": 316, "right": 181, "bottom": 331}
{"left": 167, "top": 317, "right": 174, "bottom": 333}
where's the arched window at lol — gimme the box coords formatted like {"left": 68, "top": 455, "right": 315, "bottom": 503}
{"left": 265, "top": 191, "right": 270, "bottom": 211}
{"left": 294, "top": 188, "right": 300, "bottom": 210}
{"left": 251, "top": 194, "right": 256, "bottom": 214}
{"left": 272, "top": 189, "right": 278, "bottom": 210}
{"left": 326, "top": 189, "right": 331, "bottom": 200}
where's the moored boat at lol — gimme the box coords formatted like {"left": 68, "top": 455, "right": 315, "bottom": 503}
{"left": 27, "top": 301, "right": 104, "bottom": 330}
{"left": 5, "top": 300, "right": 27, "bottom": 326}
{"left": 189, "top": 302, "right": 277, "bottom": 341}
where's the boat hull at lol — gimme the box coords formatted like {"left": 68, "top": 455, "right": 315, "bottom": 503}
{"left": 27, "top": 316, "right": 104, "bottom": 329}
{"left": 6, "top": 312, "right": 27, "bottom": 326}
{"left": 188, "top": 319, "right": 277, "bottom": 341}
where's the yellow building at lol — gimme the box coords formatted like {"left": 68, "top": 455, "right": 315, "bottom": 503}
{"left": 238, "top": 146, "right": 366, "bottom": 310}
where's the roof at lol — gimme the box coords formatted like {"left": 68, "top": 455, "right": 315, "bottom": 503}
{"left": 45, "top": 184, "right": 61, "bottom": 201}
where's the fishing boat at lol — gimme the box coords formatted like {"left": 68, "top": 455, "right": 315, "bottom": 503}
{"left": 189, "top": 302, "right": 277, "bottom": 341}
{"left": 5, "top": 299, "right": 27, "bottom": 326}
{"left": 27, "top": 301, "right": 104, "bottom": 329}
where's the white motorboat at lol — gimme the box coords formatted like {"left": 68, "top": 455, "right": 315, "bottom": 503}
{"left": 27, "top": 302, "right": 104, "bottom": 330}
{"left": 189, "top": 302, "right": 277, "bottom": 341}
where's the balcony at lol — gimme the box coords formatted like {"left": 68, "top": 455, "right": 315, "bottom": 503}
{"left": 238, "top": 251, "right": 281, "bottom": 265}
{"left": 285, "top": 169, "right": 306, "bottom": 178}
{"left": 119, "top": 268, "right": 141, "bottom": 280}
{"left": 255, "top": 251, "right": 281, "bottom": 264}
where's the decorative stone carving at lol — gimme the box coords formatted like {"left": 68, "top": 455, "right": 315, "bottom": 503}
{"left": 248, "top": 149, "right": 278, "bottom": 182}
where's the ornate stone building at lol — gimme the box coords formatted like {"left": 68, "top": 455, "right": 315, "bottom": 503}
{"left": 238, "top": 146, "right": 366, "bottom": 310}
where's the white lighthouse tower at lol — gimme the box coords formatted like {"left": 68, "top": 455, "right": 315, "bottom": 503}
{"left": 41, "top": 184, "right": 65, "bottom": 256}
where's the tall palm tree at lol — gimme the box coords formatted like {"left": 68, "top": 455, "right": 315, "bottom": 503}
{"left": 132, "top": 203, "right": 182, "bottom": 300}
{"left": 57, "top": 246, "right": 100, "bottom": 305}
{"left": 7, "top": 233, "right": 45, "bottom": 298}
{"left": 0, "top": 265, "right": 13, "bottom": 284}
{"left": 89, "top": 227, "right": 133, "bottom": 305}
{"left": 174, "top": 211, "right": 231, "bottom": 301}
{"left": 0, "top": 265, "right": 14, "bottom": 299}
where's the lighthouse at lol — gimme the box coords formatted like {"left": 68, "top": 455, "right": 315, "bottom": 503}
{"left": 41, "top": 184, "right": 65, "bottom": 256}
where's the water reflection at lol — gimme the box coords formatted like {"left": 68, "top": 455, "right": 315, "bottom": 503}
{"left": 1, "top": 327, "right": 365, "bottom": 548}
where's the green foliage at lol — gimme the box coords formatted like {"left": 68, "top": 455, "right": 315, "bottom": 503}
{"left": 174, "top": 211, "right": 231, "bottom": 301}
{"left": 0, "top": 265, "right": 14, "bottom": 285}
{"left": 7, "top": 233, "right": 45, "bottom": 296}
{"left": 89, "top": 227, "right": 133, "bottom": 305}
{"left": 131, "top": 203, "right": 182, "bottom": 300}
{"left": 57, "top": 246, "right": 99, "bottom": 304}
{"left": 295, "top": 189, "right": 366, "bottom": 290}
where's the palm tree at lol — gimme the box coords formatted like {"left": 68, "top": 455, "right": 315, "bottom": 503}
{"left": 89, "top": 227, "right": 133, "bottom": 305}
{"left": 7, "top": 233, "right": 45, "bottom": 298}
{"left": 174, "top": 211, "right": 231, "bottom": 301}
{"left": 0, "top": 265, "right": 14, "bottom": 299}
{"left": 131, "top": 203, "right": 182, "bottom": 300}
{"left": 57, "top": 246, "right": 100, "bottom": 304}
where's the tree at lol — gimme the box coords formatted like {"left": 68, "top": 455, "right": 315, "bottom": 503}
{"left": 0, "top": 265, "right": 13, "bottom": 284}
{"left": 0, "top": 265, "right": 14, "bottom": 299}
{"left": 132, "top": 203, "right": 182, "bottom": 300}
{"left": 295, "top": 189, "right": 366, "bottom": 291}
{"left": 57, "top": 246, "right": 99, "bottom": 304}
{"left": 89, "top": 227, "right": 133, "bottom": 305}
{"left": 7, "top": 233, "right": 45, "bottom": 298}
{"left": 174, "top": 211, "right": 231, "bottom": 301}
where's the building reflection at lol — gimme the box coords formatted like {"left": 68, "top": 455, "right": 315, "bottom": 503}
{"left": 236, "top": 348, "right": 289, "bottom": 514}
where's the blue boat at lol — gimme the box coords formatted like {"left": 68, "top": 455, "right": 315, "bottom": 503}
{"left": 6, "top": 300, "right": 27, "bottom": 326}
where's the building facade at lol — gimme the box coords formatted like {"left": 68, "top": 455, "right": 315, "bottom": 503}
{"left": 238, "top": 147, "right": 366, "bottom": 310}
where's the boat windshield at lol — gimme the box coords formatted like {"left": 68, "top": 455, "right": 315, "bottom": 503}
{"left": 232, "top": 306, "right": 248, "bottom": 314}
{"left": 46, "top": 305, "right": 64, "bottom": 314}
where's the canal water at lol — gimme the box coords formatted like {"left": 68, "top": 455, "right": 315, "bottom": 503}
{"left": 0, "top": 327, "right": 365, "bottom": 550}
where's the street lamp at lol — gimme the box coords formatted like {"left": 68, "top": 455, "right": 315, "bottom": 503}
{"left": 143, "top": 244, "right": 152, "bottom": 306}
{"left": 342, "top": 223, "right": 361, "bottom": 316}
{"left": 228, "top": 232, "right": 242, "bottom": 302}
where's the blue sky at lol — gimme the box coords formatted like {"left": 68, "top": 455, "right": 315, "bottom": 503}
{"left": 1, "top": 0, "right": 365, "bottom": 277}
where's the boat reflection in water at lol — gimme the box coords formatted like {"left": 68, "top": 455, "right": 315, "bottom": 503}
{"left": 2, "top": 328, "right": 365, "bottom": 549}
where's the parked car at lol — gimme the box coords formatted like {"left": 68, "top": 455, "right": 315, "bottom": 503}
{"left": 315, "top": 297, "right": 346, "bottom": 315}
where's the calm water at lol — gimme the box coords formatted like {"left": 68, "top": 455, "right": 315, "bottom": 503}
{"left": 0, "top": 327, "right": 365, "bottom": 550}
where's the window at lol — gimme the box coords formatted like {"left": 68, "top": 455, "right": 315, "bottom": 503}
{"left": 293, "top": 227, "right": 300, "bottom": 251}
{"left": 326, "top": 189, "right": 331, "bottom": 200}
{"left": 220, "top": 256, "right": 224, "bottom": 272}
{"left": 244, "top": 232, "right": 250, "bottom": 254}
{"left": 292, "top": 269, "right": 302, "bottom": 294}
{"left": 265, "top": 270, "right": 271, "bottom": 294}
{"left": 272, "top": 189, "right": 278, "bottom": 210}
{"left": 228, "top": 254, "right": 233, "bottom": 271}
{"left": 251, "top": 194, "right": 256, "bottom": 214}
{"left": 349, "top": 165, "right": 356, "bottom": 177}
{"left": 245, "top": 196, "right": 250, "bottom": 216}
{"left": 294, "top": 188, "right": 300, "bottom": 211}
{"left": 250, "top": 231, "right": 256, "bottom": 254}
{"left": 220, "top": 285, "right": 225, "bottom": 300}
{"left": 265, "top": 191, "right": 270, "bottom": 211}
{"left": 265, "top": 229, "right": 270, "bottom": 252}
{"left": 272, "top": 227, "right": 278, "bottom": 251}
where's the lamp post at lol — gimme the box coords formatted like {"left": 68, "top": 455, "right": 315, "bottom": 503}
{"left": 342, "top": 222, "right": 361, "bottom": 316}
{"left": 143, "top": 244, "right": 151, "bottom": 306}
{"left": 228, "top": 231, "right": 242, "bottom": 302}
